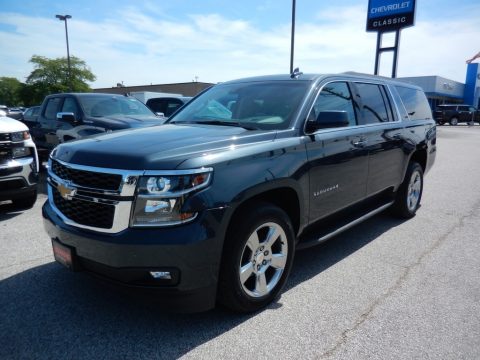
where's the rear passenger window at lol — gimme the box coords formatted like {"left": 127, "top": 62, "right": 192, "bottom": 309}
{"left": 44, "top": 98, "right": 62, "bottom": 121}
{"left": 310, "top": 82, "right": 357, "bottom": 126}
{"left": 395, "top": 86, "right": 432, "bottom": 120}
{"left": 354, "top": 83, "right": 391, "bottom": 124}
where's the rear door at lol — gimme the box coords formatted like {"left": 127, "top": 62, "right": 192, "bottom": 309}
{"left": 305, "top": 80, "right": 369, "bottom": 221}
{"left": 351, "top": 81, "right": 406, "bottom": 196}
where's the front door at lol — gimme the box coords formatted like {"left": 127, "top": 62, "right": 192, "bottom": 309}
{"left": 306, "top": 81, "right": 368, "bottom": 222}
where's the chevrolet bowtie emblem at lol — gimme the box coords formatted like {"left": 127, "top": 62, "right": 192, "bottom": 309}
{"left": 57, "top": 182, "right": 76, "bottom": 200}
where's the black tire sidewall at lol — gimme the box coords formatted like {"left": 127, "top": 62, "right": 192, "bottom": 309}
{"left": 12, "top": 190, "right": 37, "bottom": 210}
{"left": 218, "top": 203, "right": 295, "bottom": 312}
{"left": 394, "top": 162, "right": 423, "bottom": 218}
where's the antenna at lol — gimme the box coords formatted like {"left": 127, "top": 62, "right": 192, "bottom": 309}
{"left": 290, "top": 67, "right": 303, "bottom": 79}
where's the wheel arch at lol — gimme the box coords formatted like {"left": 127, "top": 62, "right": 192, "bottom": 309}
{"left": 409, "top": 147, "right": 427, "bottom": 173}
{"left": 226, "top": 185, "right": 302, "bottom": 239}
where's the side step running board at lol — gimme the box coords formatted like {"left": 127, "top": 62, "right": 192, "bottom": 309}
{"left": 297, "top": 201, "right": 394, "bottom": 250}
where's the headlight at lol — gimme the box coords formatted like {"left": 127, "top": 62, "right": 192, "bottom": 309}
{"left": 131, "top": 168, "right": 213, "bottom": 227}
{"left": 11, "top": 131, "right": 30, "bottom": 142}
{"left": 12, "top": 147, "right": 32, "bottom": 158}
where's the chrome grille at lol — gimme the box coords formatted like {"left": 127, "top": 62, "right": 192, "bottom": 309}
{"left": 52, "top": 187, "right": 115, "bottom": 229}
{"left": 0, "top": 133, "right": 11, "bottom": 142}
{"left": 51, "top": 159, "right": 122, "bottom": 191}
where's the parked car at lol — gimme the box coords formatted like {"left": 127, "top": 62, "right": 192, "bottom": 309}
{"left": 433, "top": 104, "right": 480, "bottom": 125}
{"left": 6, "top": 107, "right": 24, "bottom": 120}
{"left": 145, "top": 96, "right": 192, "bottom": 118}
{"left": 0, "top": 116, "right": 39, "bottom": 209}
{"left": 0, "top": 105, "right": 7, "bottom": 117}
{"left": 43, "top": 72, "right": 436, "bottom": 313}
{"left": 31, "top": 93, "right": 165, "bottom": 152}
{"left": 21, "top": 106, "right": 41, "bottom": 126}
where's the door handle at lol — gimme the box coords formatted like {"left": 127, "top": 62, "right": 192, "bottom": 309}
{"left": 351, "top": 139, "right": 367, "bottom": 148}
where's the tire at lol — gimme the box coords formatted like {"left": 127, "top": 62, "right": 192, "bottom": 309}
{"left": 392, "top": 162, "right": 423, "bottom": 219}
{"left": 12, "top": 190, "right": 37, "bottom": 210}
{"left": 449, "top": 117, "right": 459, "bottom": 126}
{"left": 218, "top": 202, "right": 295, "bottom": 313}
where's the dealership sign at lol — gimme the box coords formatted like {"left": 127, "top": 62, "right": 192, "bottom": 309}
{"left": 366, "top": 0, "right": 416, "bottom": 32}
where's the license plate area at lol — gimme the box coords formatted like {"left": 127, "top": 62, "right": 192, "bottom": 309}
{"left": 52, "top": 239, "right": 77, "bottom": 270}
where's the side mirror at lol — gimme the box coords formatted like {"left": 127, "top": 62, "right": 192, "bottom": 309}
{"left": 306, "top": 110, "right": 350, "bottom": 132}
{"left": 56, "top": 112, "right": 78, "bottom": 124}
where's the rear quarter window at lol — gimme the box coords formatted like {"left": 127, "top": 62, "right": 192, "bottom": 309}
{"left": 395, "top": 86, "right": 432, "bottom": 120}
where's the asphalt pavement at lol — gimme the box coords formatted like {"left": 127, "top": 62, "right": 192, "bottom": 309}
{"left": 1, "top": 125, "right": 479, "bottom": 359}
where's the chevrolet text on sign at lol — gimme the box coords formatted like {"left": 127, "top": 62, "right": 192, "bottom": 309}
{"left": 366, "top": 0, "right": 416, "bottom": 32}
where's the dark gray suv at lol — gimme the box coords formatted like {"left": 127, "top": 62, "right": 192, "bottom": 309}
{"left": 434, "top": 104, "right": 480, "bottom": 125}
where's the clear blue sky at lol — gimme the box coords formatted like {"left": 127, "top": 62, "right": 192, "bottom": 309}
{"left": 1, "top": 0, "right": 479, "bottom": 87}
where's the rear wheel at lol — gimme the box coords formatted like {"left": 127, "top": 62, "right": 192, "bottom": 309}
{"left": 449, "top": 117, "right": 459, "bottom": 126}
{"left": 392, "top": 162, "right": 423, "bottom": 218}
{"left": 218, "top": 203, "right": 295, "bottom": 313}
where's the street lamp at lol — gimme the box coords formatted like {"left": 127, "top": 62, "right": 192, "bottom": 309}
{"left": 55, "top": 14, "right": 72, "bottom": 91}
{"left": 290, "top": 0, "right": 296, "bottom": 74}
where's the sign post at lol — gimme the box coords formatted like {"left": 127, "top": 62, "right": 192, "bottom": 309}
{"left": 366, "top": 0, "right": 416, "bottom": 78}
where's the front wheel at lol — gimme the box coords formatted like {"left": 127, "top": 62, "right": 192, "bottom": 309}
{"left": 12, "top": 190, "right": 37, "bottom": 210}
{"left": 218, "top": 203, "right": 295, "bottom": 313}
{"left": 392, "top": 162, "right": 423, "bottom": 218}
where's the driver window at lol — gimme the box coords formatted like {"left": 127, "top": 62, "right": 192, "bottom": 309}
{"left": 61, "top": 97, "right": 80, "bottom": 118}
{"left": 309, "top": 82, "right": 357, "bottom": 126}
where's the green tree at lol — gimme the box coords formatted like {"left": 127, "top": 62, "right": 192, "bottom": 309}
{"left": 0, "top": 77, "right": 23, "bottom": 106}
{"left": 24, "top": 55, "right": 96, "bottom": 104}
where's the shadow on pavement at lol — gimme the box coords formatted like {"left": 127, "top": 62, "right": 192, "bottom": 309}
{"left": 0, "top": 213, "right": 404, "bottom": 359}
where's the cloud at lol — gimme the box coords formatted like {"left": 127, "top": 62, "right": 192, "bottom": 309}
{"left": 0, "top": 3, "right": 479, "bottom": 88}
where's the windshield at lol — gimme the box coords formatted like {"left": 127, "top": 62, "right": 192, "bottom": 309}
{"left": 169, "top": 81, "right": 309, "bottom": 130}
{"left": 79, "top": 95, "right": 154, "bottom": 117}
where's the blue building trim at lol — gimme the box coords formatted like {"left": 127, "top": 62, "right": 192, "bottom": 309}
{"left": 464, "top": 63, "right": 478, "bottom": 105}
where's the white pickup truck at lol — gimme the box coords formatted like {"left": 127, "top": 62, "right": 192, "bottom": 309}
{"left": 0, "top": 116, "right": 39, "bottom": 209}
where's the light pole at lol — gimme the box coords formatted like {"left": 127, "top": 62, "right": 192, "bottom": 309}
{"left": 56, "top": 14, "right": 72, "bottom": 91}
{"left": 289, "top": 0, "right": 296, "bottom": 74}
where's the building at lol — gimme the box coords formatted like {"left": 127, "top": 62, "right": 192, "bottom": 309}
{"left": 94, "top": 63, "right": 480, "bottom": 111}
{"left": 93, "top": 81, "right": 214, "bottom": 97}
{"left": 398, "top": 63, "right": 480, "bottom": 109}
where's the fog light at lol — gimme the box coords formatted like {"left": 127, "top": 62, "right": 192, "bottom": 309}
{"left": 150, "top": 271, "right": 172, "bottom": 280}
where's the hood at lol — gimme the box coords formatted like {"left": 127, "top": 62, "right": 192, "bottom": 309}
{"left": 53, "top": 124, "right": 277, "bottom": 170}
{"left": 85, "top": 114, "right": 165, "bottom": 130}
{"left": 0, "top": 116, "right": 29, "bottom": 133}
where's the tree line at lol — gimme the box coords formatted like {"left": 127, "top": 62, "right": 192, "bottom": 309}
{"left": 0, "top": 55, "right": 96, "bottom": 107}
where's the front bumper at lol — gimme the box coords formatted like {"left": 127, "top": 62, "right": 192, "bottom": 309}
{"left": 0, "top": 157, "right": 38, "bottom": 201}
{"left": 42, "top": 200, "right": 228, "bottom": 312}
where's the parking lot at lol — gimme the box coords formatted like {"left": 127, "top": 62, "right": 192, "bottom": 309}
{"left": 1, "top": 125, "right": 479, "bottom": 359}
